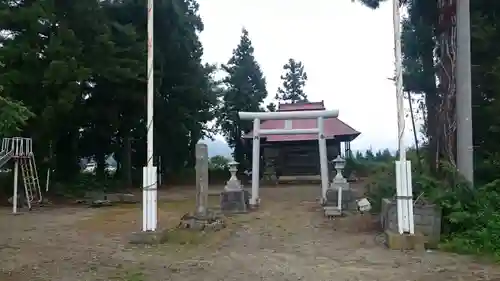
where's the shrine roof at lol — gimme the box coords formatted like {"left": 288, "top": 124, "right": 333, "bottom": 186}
{"left": 242, "top": 101, "right": 361, "bottom": 142}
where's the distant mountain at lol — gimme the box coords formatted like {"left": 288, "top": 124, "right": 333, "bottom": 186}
{"left": 201, "top": 138, "right": 233, "bottom": 158}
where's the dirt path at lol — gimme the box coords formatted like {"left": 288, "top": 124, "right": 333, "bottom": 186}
{"left": 1, "top": 185, "right": 499, "bottom": 281}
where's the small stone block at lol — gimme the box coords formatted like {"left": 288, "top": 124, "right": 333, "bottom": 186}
{"left": 324, "top": 206, "right": 342, "bottom": 217}
{"left": 178, "top": 212, "right": 226, "bottom": 232}
{"left": 120, "top": 193, "right": 140, "bottom": 203}
{"left": 384, "top": 230, "right": 425, "bottom": 251}
{"left": 128, "top": 229, "right": 169, "bottom": 245}
{"left": 89, "top": 199, "right": 113, "bottom": 207}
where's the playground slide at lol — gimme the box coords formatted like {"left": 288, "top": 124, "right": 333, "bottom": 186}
{"left": 0, "top": 149, "right": 13, "bottom": 169}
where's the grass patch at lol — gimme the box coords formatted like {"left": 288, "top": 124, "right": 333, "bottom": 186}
{"left": 76, "top": 195, "right": 242, "bottom": 250}
{"left": 76, "top": 198, "right": 206, "bottom": 233}
{"left": 163, "top": 228, "right": 207, "bottom": 245}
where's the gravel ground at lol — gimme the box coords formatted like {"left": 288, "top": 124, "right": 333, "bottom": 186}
{"left": 1, "top": 185, "right": 500, "bottom": 281}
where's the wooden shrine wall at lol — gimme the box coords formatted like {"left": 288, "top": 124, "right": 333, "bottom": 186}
{"left": 262, "top": 140, "right": 340, "bottom": 176}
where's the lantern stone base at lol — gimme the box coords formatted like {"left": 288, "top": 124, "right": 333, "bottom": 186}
{"left": 325, "top": 183, "right": 353, "bottom": 210}
{"left": 324, "top": 206, "right": 343, "bottom": 218}
{"left": 220, "top": 189, "right": 249, "bottom": 213}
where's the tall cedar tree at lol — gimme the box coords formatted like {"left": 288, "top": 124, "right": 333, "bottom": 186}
{"left": 275, "top": 58, "right": 308, "bottom": 103}
{"left": 219, "top": 29, "right": 268, "bottom": 169}
{"left": 0, "top": 0, "right": 218, "bottom": 185}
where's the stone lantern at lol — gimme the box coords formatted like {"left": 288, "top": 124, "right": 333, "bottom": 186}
{"left": 225, "top": 161, "right": 242, "bottom": 191}
{"left": 220, "top": 160, "right": 248, "bottom": 213}
{"left": 332, "top": 155, "right": 346, "bottom": 183}
{"left": 324, "top": 155, "right": 351, "bottom": 213}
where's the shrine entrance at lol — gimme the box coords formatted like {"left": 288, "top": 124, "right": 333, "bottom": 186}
{"left": 238, "top": 108, "right": 339, "bottom": 206}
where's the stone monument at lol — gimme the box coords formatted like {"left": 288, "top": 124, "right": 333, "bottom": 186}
{"left": 324, "top": 156, "right": 352, "bottom": 216}
{"left": 195, "top": 143, "right": 209, "bottom": 216}
{"left": 220, "top": 161, "right": 248, "bottom": 213}
{"left": 178, "top": 143, "right": 225, "bottom": 231}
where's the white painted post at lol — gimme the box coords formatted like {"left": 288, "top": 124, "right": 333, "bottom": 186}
{"left": 337, "top": 180, "right": 342, "bottom": 212}
{"left": 142, "top": 0, "right": 157, "bottom": 232}
{"left": 142, "top": 168, "right": 146, "bottom": 230}
{"left": 251, "top": 118, "right": 260, "bottom": 206}
{"left": 317, "top": 117, "right": 329, "bottom": 202}
{"left": 142, "top": 166, "right": 157, "bottom": 231}
{"left": 151, "top": 167, "right": 157, "bottom": 229}
{"left": 406, "top": 161, "right": 415, "bottom": 234}
{"left": 393, "top": 0, "right": 414, "bottom": 234}
{"left": 12, "top": 159, "right": 18, "bottom": 214}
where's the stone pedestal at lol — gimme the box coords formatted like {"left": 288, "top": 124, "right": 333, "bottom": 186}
{"left": 220, "top": 189, "right": 248, "bottom": 213}
{"left": 324, "top": 206, "right": 342, "bottom": 218}
{"left": 325, "top": 182, "right": 353, "bottom": 209}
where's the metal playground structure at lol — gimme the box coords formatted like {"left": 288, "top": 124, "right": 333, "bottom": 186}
{"left": 0, "top": 137, "right": 42, "bottom": 213}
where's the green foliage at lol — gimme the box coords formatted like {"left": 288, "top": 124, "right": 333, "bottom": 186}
{"left": 355, "top": 0, "right": 500, "bottom": 258}
{"left": 209, "top": 155, "right": 230, "bottom": 170}
{"left": 164, "top": 167, "right": 229, "bottom": 185}
{"left": 0, "top": 96, "right": 34, "bottom": 136}
{"left": 266, "top": 102, "right": 277, "bottom": 112}
{"left": 275, "top": 58, "right": 308, "bottom": 103}
{"left": 218, "top": 28, "right": 268, "bottom": 170}
{"left": 0, "top": 0, "right": 219, "bottom": 190}
{"left": 363, "top": 161, "right": 396, "bottom": 212}
{"left": 357, "top": 151, "right": 500, "bottom": 259}
{"left": 50, "top": 174, "right": 123, "bottom": 198}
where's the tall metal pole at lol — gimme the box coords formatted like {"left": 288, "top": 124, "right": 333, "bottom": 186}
{"left": 393, "top": 0, "right": 405, "bottom": 161}
{"left": 142, "top": 0, "right": 157, "bottom": 232}
{"left": 456, "top": 0, "right": 474, "bottom": 185}
{"left": 147, "top": 0, "right": 154, "bottom": 171}
{"left": 393, "top": 0, "right": 414, "bottom": 234}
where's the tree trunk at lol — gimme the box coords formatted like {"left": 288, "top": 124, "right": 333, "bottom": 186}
{"left": 122, "top": 135, "right": 133, "bottom": 187}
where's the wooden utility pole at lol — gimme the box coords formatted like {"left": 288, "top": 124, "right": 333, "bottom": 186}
{"left": 456, "top": 0, "right": 474, "bottom": 185}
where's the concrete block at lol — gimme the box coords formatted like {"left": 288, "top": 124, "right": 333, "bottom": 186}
{"left": 128, "top": 229, "right": 169, "bottom": 245}
{"left": 380, "top": 198, "right": 442, "bottom": 248}
{"left": 384, "top": 230, "right": 425, "bottom": 251}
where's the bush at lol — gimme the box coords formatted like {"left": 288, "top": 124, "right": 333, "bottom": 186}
{"left": 165, "top": 167, "right": 230, "bottom": 185}
{"left": 50, "top": 173, "right": 124, "bottom": 197}
{"left": 359, "top": 155, "right": 500, "bottom": 259}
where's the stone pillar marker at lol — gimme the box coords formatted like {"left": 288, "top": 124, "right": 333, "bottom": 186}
{"left": 177, "top": 142, "right": 225, "bottom": 232}
{"left": 195, "top": 143, "right": 209, "bottom": 217}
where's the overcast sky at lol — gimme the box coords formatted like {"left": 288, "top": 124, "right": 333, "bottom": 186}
{"left": 198, "top": 0, "right": 419, "bottom": 151}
